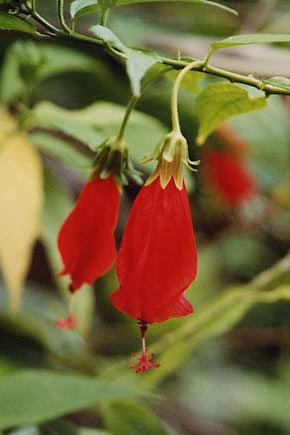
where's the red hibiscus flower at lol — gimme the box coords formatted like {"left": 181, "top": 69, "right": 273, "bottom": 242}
{"left": 111, "top": 131, "right": 198, "bottom": 372}
{"left": 203, "top": 149, "right": 257, "bottom": 207}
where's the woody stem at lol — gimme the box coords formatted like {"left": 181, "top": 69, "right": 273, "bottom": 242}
{"left": 171, "top": 60, "right": 203, "bottom": 133}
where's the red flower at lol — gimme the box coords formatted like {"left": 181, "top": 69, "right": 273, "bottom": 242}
{"left": 111, "top": 177, "right": 196, "bottom": 323}
{"left": 203, "top": 149, "right": 256, "bottom": 207}
{"left": 58, "top": 174, "right": 120, "bottom": 292}
{"left": 111, "top": 131, "right": 198, "bottom": 372}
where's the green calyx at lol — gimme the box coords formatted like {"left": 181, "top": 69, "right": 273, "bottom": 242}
{"left": 145, "top": 131, "right": 199, "bottom": 190}
{"left": 92, "top": 136, "right": 143, "bottom": 186}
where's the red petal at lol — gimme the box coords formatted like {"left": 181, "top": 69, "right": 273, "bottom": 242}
{"left": 57, "top": 175, "right": 120, "bottom": 290}
{"left": 111, "top": 178, "right": 197, "bottom": 323}
{"left": 203, "top": 150, "right": 256, "bottom": 207}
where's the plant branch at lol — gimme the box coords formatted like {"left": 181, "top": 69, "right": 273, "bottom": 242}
{"left": 24, "top": 4, "right": 290, "bottom": 97}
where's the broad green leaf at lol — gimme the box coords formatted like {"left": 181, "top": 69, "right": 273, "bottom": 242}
{"left": 0, "top": 370, "right": 143, "bottom": 429}
{"left": 90, "top": 25, "right": 128, "bottom": 53}
{"left": 30, "top": 132, "right": 91, "bottom": 174}
{"left": 195, "top": 83, "right": 267, "bottom": 145}
{"left": 166, "top": 70, "right": 204, "bottom": 96}
{"left": 71, "top": 0, "right": 236, "bottom": 21}
{"left": 262, "top": 76, "right": 290, "bottom": 91}
{"left": 0, "top": 133, "right": 43, "bottom": 311}
{"left": 32, "top": 101, "right": 106, "bottom": 151}
{"left": 46, "top": 101, "right": 194, "bottom": 190}
{"left": 34, "top": 101, "right": 167, "bottom": 161}
{"left": 0, "top": 42, "right": 106, "bottom": 104}
{"left": 211, "top": 33, "right": 290, "bottom": 51}
{"left": 101, "top": 400, "right": 169, "bottom": 435}
{"left": 126, "top": 50, "right": 160, "bottom": 97}
{"left": 0, "top": 11, "right": 37, "bottom": 34}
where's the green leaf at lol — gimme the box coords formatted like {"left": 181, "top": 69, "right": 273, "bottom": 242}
{"left": 166, "top": 70, "right": 204, "bottom": 96}
{"left": 71, "top": 0, "right": 236, "bottom": 21}
{"left": 211, "top": 33, "right": 290, "bottom": 51}
{"left": 262, "top": 76, "right": 290, "bottom": 91}
{"left": 230, "top": 95, "right": 290, "bottom": 191}
{"left": 126, "top": 50, "right": 160, "bottom": 97}
{"left": 0, "top": 11, "right": 37, "bottom": 34}
{"left": 90, "top": 25, "right": 128, "bottom": 52}
{"left": 117, "top": 0, "right": 237, "bottom": 15}
{"left": 0, "top": 370, "right": 143, "bottom": 430}
{"left": 0, "top": 42, "right": 106, "bottom": 104}
{"left": 70, "top": 0, "right": 97, "bottom": 18}
{"left": 195, "top": 83, "right": 267, "bottom": 145}
{"left": 32, "top": 101, "right": 106, "bottom": 151}
{"left": 30, "top": 132, "right": 91, "bottom": 174}
{"left": 101, "top": 400, "right": 169, "bottom": 435}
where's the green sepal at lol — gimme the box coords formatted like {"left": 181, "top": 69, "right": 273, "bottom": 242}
{"left": 92, "top": 136, "right": 143, "bottom": 186}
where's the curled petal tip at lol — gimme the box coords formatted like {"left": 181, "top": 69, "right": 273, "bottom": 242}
{"left": 54, "top": 314, "right": 76, "bottom": 330}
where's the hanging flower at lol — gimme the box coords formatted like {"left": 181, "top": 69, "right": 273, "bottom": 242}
{"left": 111, "top": 131, "right": 198, "bottom": 372}
{"left": 202, "top": 149, "right": 257, "bottom": 207}
{"left": 58, "top": 174, "right": 120, "bottom": 291}
{"left": 55, "top": 136, "right": 140, "bottom": 329}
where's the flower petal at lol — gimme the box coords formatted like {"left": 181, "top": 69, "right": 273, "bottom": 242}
{"left": 111, "top": 178, "right": 197, "bottom": 323}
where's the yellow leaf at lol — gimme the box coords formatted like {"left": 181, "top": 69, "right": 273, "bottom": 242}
{"left": 0, "top": 132, "right": 43, "bottom": 311}
{"left": 0, "top": 108, "right": 17, "bottom": 143}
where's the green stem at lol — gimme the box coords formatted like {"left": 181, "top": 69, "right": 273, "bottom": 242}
{"left": 171, "top": 60, "right": 203, "bottom": 133}
{"left": 116, "top": 96, "right": 138, "bottom": 141}
{"left": 100, "top": 8, "right": 109, "bottom": 26}
{"left": 31, "top": 0, "right": 36, "bottom": 13}
{"left": 31, "top": 10, "right": 60, "bottom": 34}
{"left": 57, "top": 0, "right": 71, "bottom": 33}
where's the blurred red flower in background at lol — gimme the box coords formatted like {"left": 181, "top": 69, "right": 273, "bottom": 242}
{"left": 202, "top": 149, "right": 257, "bottom": 207}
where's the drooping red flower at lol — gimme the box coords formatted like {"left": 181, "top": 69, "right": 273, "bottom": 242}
{"left": 202, "top": 149, "right": 257, "bottom": 207}
{"left": 111, "top": 131, "right": 198, "bottom": 372}
{"left": 58, "top": 174, "right": 120, "bottom": 292}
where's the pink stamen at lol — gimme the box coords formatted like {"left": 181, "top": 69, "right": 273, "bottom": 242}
{"left": 130, "top": 320, "right": 160, "bottom": 373}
